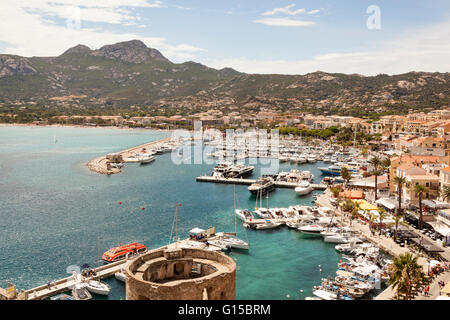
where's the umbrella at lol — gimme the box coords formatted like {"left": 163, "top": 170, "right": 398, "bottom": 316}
{"left": 429, "top": 260, "right": 440, "bottom": 268}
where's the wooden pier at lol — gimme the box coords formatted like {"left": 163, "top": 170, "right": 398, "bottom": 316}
{"left": 196, "top": 176, "right": 327, "bottom": 190}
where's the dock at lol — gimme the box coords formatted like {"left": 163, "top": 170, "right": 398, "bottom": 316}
{"left": 196, "top": 176, "right": 327, "bottom": 190}
{"left": 9, "top": 235, "right": 232, "bottom": 300}
{"left": 24, "top": 260, "right": 127, "bottom": 300}
{"left": 87, "top": 137, "right": 171, "bottom": 175}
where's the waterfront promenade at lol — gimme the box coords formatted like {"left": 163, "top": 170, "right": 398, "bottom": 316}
{"left": 316, "top": 191, "right": 450, "bottom": 300}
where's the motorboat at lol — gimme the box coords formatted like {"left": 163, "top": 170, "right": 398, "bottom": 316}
{"left": 307, "top": 155, "right": 317, "bottom": 163}
{"left": 255, "top": 220, "right": 282, "bottom": 230}
{"left": 324, "top": 234, "right": 351, "bottom": 244}
{"left": 72, "top": 283, "right": 92, "bottom": 300}
{"left": 228, "top": 164, "right": 254, "bottom": 178}
{"left": 298, "top": 224, "right": 325, "bottom": 235}
{"left": 286, "top": 220, "right": 302, "bottom": 229}
{"left": 318, "top": 164, "right": 343, "bottom": 176}
{"left": 139, "top": 155, "right": 155, "bottom": 164}
{"left": 221, "top": 235, "right": 249, "bottom": 250}
{"left": 295, "top": 182, "right": 313, "bottom": 196}
{"left": 51, "top": 294, "right": 76, "bottom": 300}
{"left": 312, "top": 289, "right": 337, "bottom": 300}
{"left": 235, "top": 209, "right": 254, "bottom": 222}
{"left": 301, "top": 171, "right": 314, "bottom": 182}
{"left": 114, "top": 267, "right": 126, "bottom": 282}
{"left": 102, "top": 242, "right": 147, "bottom": 263}
{"left": 84, "top": 280, "right": 111, "bottom": 296}
{"left": 254, "top": 207, "right": 272, "bottom": 219}
{"left": 248, "top": 177, "right": 275, "bottom": 196}
{"left": 298, "top": 156, "right": 307, "bottom": 164}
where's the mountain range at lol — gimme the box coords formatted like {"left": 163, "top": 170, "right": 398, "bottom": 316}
{"left": 0, "top": 40, "right": 448, "bottom": 116}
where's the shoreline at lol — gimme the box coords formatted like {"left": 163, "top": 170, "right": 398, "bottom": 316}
{"left": 0, "top": 123, "right": 171, "bottom": 132}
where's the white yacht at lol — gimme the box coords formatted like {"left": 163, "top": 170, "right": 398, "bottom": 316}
{"left": 298, "top": 224, "right": 325, "bottom": 235}
{"left": 235, "top": 209, "right": 254, "bottom": 222}
{"left": 298, "top": 155, "right": 307, "bottom": 164}
{"left": 72, "top": 283, "right": 92, "bottom": 300}
{"left": 139, "top": 155, "right": 155, "bottom": 164}
{"left": 295, "top": 181, "right": 313, "bottom": 196}
{"left": 220, "top": 234, "right": 249, "bottom": 250}
{"left": 254, "top": 207, "right": 273, "bottom": 219}
{"left": 114, "top": 268, "right": 126, "bottom": 282}
{"left": 84, "top": 280, "right": 111, "bottom": 296}
{"left": 301, "top": 171, "right": 314, "bottom": 182}
{"left": 307, "top": 155, "right": 317, "bottom": 163}
{"left": 248, "top": 177, "right": 275, "bottom": 196}
{"left": 254, "top": 220, "right": 282, "bottom": 230}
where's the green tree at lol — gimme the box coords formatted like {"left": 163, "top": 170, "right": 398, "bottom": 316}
{"left": 370, "top": 156, "right": 381, "bottom": 201}
{"left": 388, "top": 252, "right": 424, "bottom": 300}
{"left": 341, "top": 167, "right": 352, "bottom": 186}
{"left": 394, "top": 176, "right": 406, "bottom": 239}
{"left": 414, "top": 184, "right": 428, "bottom": 230}
{"left": 440, "top": 185, "right": 450, "bottom": 202}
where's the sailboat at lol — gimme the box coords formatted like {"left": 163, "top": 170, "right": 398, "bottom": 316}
{"left": 225, "top": 185, "right": 250, "bottom": 250}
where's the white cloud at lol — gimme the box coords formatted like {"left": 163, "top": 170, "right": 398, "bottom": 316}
{"left": 207, "top": 21, "right": 450, "bottom": 75}
{"left": 308, "top": 9, "right": 321, "bottom": 15}
{"left": 18, "top": 0, "right": 164, "bottom": 25}
{"left": 254, "top": 18, "right": 315, "bottom": 27}
{"left": 262, "top": 4, "right": 305, "bottom": 16}
{"left": 0, "top": 1, "right": 203, "bottom": 63}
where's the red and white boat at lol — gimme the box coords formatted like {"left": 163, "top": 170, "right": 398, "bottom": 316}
{"left": 101, "top": 242, "right": 147, "bottom": 263}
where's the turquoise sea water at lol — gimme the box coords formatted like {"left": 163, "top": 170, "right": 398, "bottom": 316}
{"left": 0, "top": 126, "right": 342, "bottom": 300}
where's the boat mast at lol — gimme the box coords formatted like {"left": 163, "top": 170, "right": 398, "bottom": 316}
{"left": 175, "top": 204, "right": 179, "bottom": 248}
{"left": 97, "top": 236, "right": 100, "bottom": 268}
{"left": 234, "top": 184, "right": 237, "bottom": 234}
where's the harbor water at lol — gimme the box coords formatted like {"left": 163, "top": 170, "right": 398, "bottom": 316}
{"left": 0, "top": 126, "right": 343, "bottom": 300}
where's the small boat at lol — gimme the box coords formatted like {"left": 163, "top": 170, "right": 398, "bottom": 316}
{"left": 51, "top": 293, "right": 76, "bottom": 300}
{"left": 235, "top": 209, "right": 254, "bottom": 222}
{"left": 295, "top": 182, "right": 313, "bottom": 196}
{"left": 248, "top": 177, "right": 275, "bottom": 196}
{"left": 72, "top": 283, "right": 92, "bottom": 300}
{"left": 298, "top": 224, "right": 325, "bottom": 235}
{"left": 255, "top": 220, "right": 282, "bottom": 230}
{"left": 312, "top": 289, "right": 337, "bottom": 300}
{"left": 139, "top": 155, "right": 155, "bottom": 164}
{"left": 84, "top": 280, "right": 111, "bottom": 296}
{"left": 114, "top": 268, "right": 126, "bottom": 282}
{"left": 307, "top": 155, "right": 317, "bottom": 163}
{"left": 221, "top": 236, "right": 249, "bottom": 250}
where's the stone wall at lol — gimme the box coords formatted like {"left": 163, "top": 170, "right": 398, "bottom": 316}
{"left": 125, "top": 248, "right": 236, "bottom": 300}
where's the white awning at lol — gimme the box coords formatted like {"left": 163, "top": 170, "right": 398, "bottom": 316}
{"left": 376, "top": 198, "right": 398, "bottom": 210}
{"left": 427, "top": 221, "right": 450, "bottom": 237}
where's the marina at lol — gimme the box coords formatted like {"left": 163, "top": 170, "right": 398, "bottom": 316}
{"left": 2, "top": 126, "right": 450, "bottom": 301}
{"left": 195, "top": 176, "right": 327, "bottom": 190}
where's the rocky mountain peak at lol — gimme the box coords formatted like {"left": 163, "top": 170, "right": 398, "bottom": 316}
{"left": 91, "top": 39, "right": 170, "bottom": 64}
{"left": 62, "top": 44, "right": 92, "bottom": 55}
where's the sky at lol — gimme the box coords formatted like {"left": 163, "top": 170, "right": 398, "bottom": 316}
{"left": 0, "top": 0, "right": 449, "bottom": 75}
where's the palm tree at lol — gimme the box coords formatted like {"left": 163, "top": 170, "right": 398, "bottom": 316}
{"left": 330, "top": 186, "right": 342, "bottom": 198}
{"left": 441, "top": 184, "right": 450, "bottom": 202}
{"left": 378, "top": 208, "right": 387, "bottom": 235}
{"left": 370, "top": 156, "right": 381, "bottom": 201}
{"left": 394, "top": 176, "right": 406, "bottom": 239}
{"left": 388, "top": 252, "right": 424, "bottom": 300}
{"left": 341, "top": 167, "right": 352, "bottom": 187}
{"left": 414, "top": 184, "right": 428, "bottom": 230}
